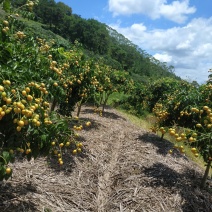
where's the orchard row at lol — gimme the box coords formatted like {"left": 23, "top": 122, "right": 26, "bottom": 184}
{"left": 0, "top": 5, "right": 132, "bottom": 180}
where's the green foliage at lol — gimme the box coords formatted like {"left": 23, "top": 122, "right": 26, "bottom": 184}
{"left": 10, "top": 0, "right": 179, "bottom": 84}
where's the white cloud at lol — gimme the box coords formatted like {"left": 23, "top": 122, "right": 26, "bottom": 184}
{"left": 159, "top": 0, "right": 196, "bottom": 23}
{"left": 154, "top": 53, "right": 172, "bottom": 63}
{"left": 109, "top": 0, "right": 196, "bottom": 23}
{"left": 109, "top": 17, "right": 212, "bottom": 84}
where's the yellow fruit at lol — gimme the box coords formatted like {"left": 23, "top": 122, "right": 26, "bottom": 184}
{"left": 26, "top": 149, "right": 31, "bottom": 154}
{"left": 196, "top": 123, "right": 202, "bottom": 128}
{"left": 189, "top": 137, "right": 194, "bottom": 142}
{"left": 77, "top": 143, "right": 83, "bottom": 148}
{"left": 1, "top": 92, "right": 6, "bottom": 97}
{"left": 18, "top": 120, "right": 24, "bottom": 127}
{"left": 59, "top": 143, "right": 64, "bottom": 148}
{"left": 207, "top": 124, "right": 212, "bottom": 128}
{"left": 65, "top": 142, "right": 70, "bottom": 147}
{"left": 72, "top": 149, "right": 77, "bottom": 154}
{"left": 35, "top": 121, "right": 40, "bottom": 126}
{"left": 27, "top": 95, "right": 33, "bottom": 101}
{"left": 19, "top": 148, "right": 24, "bottom": 153}
{"left": 51, "top": 141, "right": 56, "bottom": 146}
{"left": 176, "top": 137, "right": 182, "bottom": 142}
{"left": 22, "top": 90, "right": 27, "bottom": 96}
{"left": 85, "top": 121, "right": 91, "bottom": 127}
{"left": 168, "top": 149, "right": 173, "bottom": 154}
{"left": 169, "top": 130, "right": 175, "bottom": 136}
{"left": 1, "top": 111, "right": 5, "bottom": 117}
{"left": 4, "top": 80, "right": 11, "bottom": 85}
{"left": 203, "top": 106, "right": 209, "bottom": 110}
{"left": 25, "top": 87, "right": 30, "bottom": 93}
{"left": 191, "top": 148, "right": 197, "bottom": 153}
{"left": 0, "top": 85, "right": 4, "bottom": 91}
{"left": 5, "top": 167, "right": 12, "bottom": 174}
{"left": 16, "top": 126, "right": 22, "bottom": 132}
{"left": 3, "top": 20, "right": 9, "bottom": 26}
{"left": 192, "top": 133, "right": 197, "bottom": 137}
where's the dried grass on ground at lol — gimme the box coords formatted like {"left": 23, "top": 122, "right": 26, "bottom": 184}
{"left": 0, "top": 106, "right": 211, "bottom": 212}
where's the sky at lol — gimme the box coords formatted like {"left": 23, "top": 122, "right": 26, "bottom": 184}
{"left": 55, "top": 0, "right": 212, "bottom": 84}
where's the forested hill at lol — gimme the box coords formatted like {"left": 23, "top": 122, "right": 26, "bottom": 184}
{"left": 11, "top": 0, "right": 180, "bottom": 83}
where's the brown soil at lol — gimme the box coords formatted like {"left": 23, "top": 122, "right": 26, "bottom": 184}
{"left": 0, "top": 106, "right": 211, "bottom": 212}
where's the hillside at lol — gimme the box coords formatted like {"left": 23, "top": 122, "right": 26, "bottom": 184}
{"left": 9, "top": 0, "right": 180, "bottom": 84}
{"left": 0, "top": 106, "right": 211, "bottom": 211}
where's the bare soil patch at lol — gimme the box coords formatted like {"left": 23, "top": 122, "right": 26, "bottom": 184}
{"left": 0, "top": 106, "right": 211, "bottom": 212}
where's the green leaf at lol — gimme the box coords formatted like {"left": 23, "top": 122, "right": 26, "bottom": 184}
{"left": 3, "top": 0, "right": 10, "bottom": 12}
{"left": 2, "top": 151, "right": 10, "bottom": 164}
{"left": 41, "top": 134, "right": 47, "bottom": 142}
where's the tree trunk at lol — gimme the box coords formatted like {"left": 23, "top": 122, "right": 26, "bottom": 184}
{"left": 77, "top": 101, "right": 82, "bottom": 117}
{"left": 51, "top": 98, "right": 57, "bottom": 112}
{"left": 200, "top": 160, "right": 211, "bottom": 188}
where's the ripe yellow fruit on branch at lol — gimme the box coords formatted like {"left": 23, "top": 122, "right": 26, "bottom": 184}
{"left": 3, "top": 20, "right": 9, "bottom": 26}
{"left": 191, "top": 148, "right": 197, "bottom": 153}
{"left": 72, "top": 149, "right": 77, "bottom": 154}
{"left": 27, "top": 95, "right": 33, "bottom": 101}
{"left": 3, "top": 80, "right": 11, "bottom": 86}
{"left": 25, "top": 87, "right": 30, "bottom": 93}
{"left": 85, "top": 121, "right": 91, "bottom": 127}
{"left": 0, "top": 85, "right": 4, "bottom": 91}
{"left": 16, "top": 126, "right": 22, "bottom": 132}
{"left": 196, "top": 123, "right": 202, "bottom": 128}
{"left": 6, "top": 167, "right": 11, "bottom": 174}
{"left": 18, "top": 120, "right": 24, "bottom": 127}
{"left": 203, "top": 106, "right": 209, "bottom": 110}
{"left": 59, "top": 143, "right": 64, "bottom": 148}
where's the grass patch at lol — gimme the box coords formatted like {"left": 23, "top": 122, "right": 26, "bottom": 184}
{"left": 116, "top": 108, "right": 153, "bottom": 131}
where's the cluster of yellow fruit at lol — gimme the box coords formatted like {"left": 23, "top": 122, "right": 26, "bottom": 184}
{"left": 2, "top": 20, "right": 10, "bottom": 34}
{"left": 26, "top": 1, "right": 35, "bottom": 11}
{"left": 169, "top": 145, "right": 185, "bottom": 154}
{"left": 0, "top": 80, "right": 52, "bottom": 131}
{"left": 152, "top": 103, "right": 169, "bottom": 122}
{"left": 15, "top": 31, "right": 26, "bottom": 40}
{"left": 72, "top": 142, "right": 83, "bottom": 155}
{"left": 169, "top": 144, "right": 199, "bottom": 156}
{"left": 52, "top": 140, "right": 83, "bottom": 165}
{"left": 168, "top": 128, "right": 197, "bottom": 143}
{"left": 73, "top": 125, "right": 83, "bottom": 131}
{"left": 191, "top": 106, "right": 212, "bottom": 129}
{"left": 73, "top": 121, "right": 92, "bottom": 131}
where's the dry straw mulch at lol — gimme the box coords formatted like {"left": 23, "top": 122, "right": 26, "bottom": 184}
{"left": 0, "top": 106, "right": 211, "bottom": 212}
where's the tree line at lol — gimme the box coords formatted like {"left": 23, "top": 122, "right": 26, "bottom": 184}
{"left": 11, "top": 0, "right": 180, "bottom": 83}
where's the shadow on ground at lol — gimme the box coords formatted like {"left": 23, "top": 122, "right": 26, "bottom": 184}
{"left": 82, "top": 108, "right": 127, "bottom": 120}
{"left": 46, "top": 141, "right": 89, "bottom": 175}
{"left": 143, "top": 162, "right": 212, "bottom": 212}
{"left": 138, "top": 132, "right": 189, "bottom": 160}
{"left": 0, "top": 182, "right": 38, "bottom": 212}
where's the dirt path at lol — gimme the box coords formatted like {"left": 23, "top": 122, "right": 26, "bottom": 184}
{"left": 0, "top": 106, "right": 211, "bottom": 212}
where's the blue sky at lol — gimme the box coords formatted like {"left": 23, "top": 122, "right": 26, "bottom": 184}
{"left": 55, "top": 0, "right": 212, "bottom": 84}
